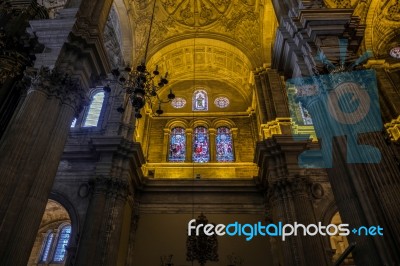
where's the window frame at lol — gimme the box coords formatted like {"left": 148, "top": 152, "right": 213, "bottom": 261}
{"left": 70, "top": 87, "right": 108, "bottom": 130}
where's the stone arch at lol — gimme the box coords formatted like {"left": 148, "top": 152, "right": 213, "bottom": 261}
{"left": 28, "top": 197, "right": 77, "bottom": 265}
{"left": 211, "top": 118, "right": 236, "bottom": 129}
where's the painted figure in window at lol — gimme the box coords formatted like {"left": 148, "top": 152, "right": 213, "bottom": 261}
{"left": 193, "top": 90, "right": 208, "bottom": 111}
{"left": 193, "top": 127, "right": 210, "bottom": 162}
{"left": 169, "top": 127, "right": 186, "bottom": 162}
{"left": 216, "top": 127, "right": 234, "bottom": 162}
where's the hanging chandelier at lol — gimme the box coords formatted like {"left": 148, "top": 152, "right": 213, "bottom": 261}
{"left": 107, "top": 0, "right": 174, "bottom": 118}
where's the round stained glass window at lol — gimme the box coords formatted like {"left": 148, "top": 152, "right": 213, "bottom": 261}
{"left": 171, "top": 97, "right": 186, "bottom": 108}
{"left": 214, "top": 97, "right": 230, "bottom": 108}
{"left": 390, "top": 47, "right": 400, "bottom": 59}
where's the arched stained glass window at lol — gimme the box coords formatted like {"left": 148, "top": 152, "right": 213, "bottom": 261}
{"left": 53, "top": 225, "right": 71, "bottom": 262}
{"left": 193, "top": 90, "right": 208, "bottom": 111}
{"left": 83, "top": 91, "right": 105, "bottom": 127}
{"left": 193, "top": 126, "right": 210, "bottom": 163}
{"left": 216, "top": 127, "right": 234, "bottom": 162}
{"left": 169, "top": 127, "right": 186, "bottom": 162}
{"left": 40, "top": 232, "right": 54, "bottom": 262}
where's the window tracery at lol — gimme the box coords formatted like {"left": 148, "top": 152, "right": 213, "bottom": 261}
{"left": 214, "top": 97, "right": 230, "bottom": 108}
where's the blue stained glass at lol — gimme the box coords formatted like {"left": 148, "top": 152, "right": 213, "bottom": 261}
{"left": 41, "top": 232, "right": 54, "bottom": 262}
{"left": 53, "top": 225, "right": 71, "bottom": 262}
{"left": 169, "top": 127, "right": 186, "bottom": 162}
{"left": 193, "top": 127, "right": 210, "bottom": 163}
{"left": 83, "top": 91, "right": 105, "bottom": 127}
{"left": 216, "top": 127, "right": 234, "bottom": 162}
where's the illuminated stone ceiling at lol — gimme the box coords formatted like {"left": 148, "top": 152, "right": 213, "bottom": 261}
{"left": 120, "top": 0, "right": 277, "bottom": 114}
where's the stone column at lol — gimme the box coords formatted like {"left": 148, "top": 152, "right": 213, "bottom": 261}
{"left": 268, "top": 177, "right": 328, "bottom": 266}
{"left": 102, "top": 179, "right": 128, "bottom": 265}
{"left": 209, "top": 128, "right": 216, "bottom": 162}
{"left": 0, "top": 67, "right": 87, "bottom": 266}
{"left": 255, "top": 136, "right": 330, "bottom": 266}
{"left": 75, "top": 176, "right": 128, "bottom": 266}
{"left": 231, "top": 128, "right": 241, "bottom": 162}
{"left": 162, "top": 128, "right": 170, "bottom": 162}
{"left": 186, "top": 128, "right": 193, "bottom": 162}
{"left": 125, "top": 197, "right": 140, "bottom": 266}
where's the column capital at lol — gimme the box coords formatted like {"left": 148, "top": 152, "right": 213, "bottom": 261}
{"left": 268, "top": 176, "right": 311, "bottom": 202}
{"left": 25, "top": 67, "right": 89, "bottom": 115}
{"left": 90, "top": 176, "right": 129, "bottom": 200}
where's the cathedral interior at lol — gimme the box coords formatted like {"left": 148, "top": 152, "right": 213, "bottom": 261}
{"left": 0, "top": 0, "right": 400, "bottom": 265}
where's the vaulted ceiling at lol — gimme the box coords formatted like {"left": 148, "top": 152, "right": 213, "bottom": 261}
{"left": 118, "top": 0, "right": 277, "bottom": 114}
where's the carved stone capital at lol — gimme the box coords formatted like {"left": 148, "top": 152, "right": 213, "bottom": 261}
{"left": 268, "top": 176, "right": 311, "bottom": 203}
{"left": 90, "top": 176, "right": 129, "bottom": 200}
{"left": 25, "top": 67, "right": 89, "bottom": 115}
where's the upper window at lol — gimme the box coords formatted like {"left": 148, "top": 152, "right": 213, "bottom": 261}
{"left": 83, "top": 91, "right": 105, "bottom": 127}
{"left": 216, "top": 127, "right": 234, "bottom": 162}
{"left": 193, "top": 90, "right": 208, "bottom": 111}
{"left": 390, "top": 47, "right": 400, "bottom": 59}
{"left": 193, "top": 126, "right": 210, "bottom": 163}
{"left": 214, "top": 97, "right": 230, "bottom": 108}
{"left": 53, "top": 225, "right": 71, "bottom": 262}
{"left": 169, "top": 127, "right": 186, "bottom": 162}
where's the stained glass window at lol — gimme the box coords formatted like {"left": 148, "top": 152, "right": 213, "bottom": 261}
{"left": 193, "top": 126, "right": 210, "bottom": 163}
{"left": 390, "top": 47, "right": 400, "bottom": 59}
{"left": 83, "top": 91, "right": 105, "bottom": 127}
{"left": 216, "top": 127, "right": 234, "bottom": 162}
{"left": 299, "top": 102, "right": 313, "bottom": 125}
{"left": 214, "top": 97, "right": 230, "bottom": 108}
{"left": 171, "top": 97, "right": 187, "bottom": 108}
{"left": 53, "top": 225, "right": 71, "bottom": 262}
{"left": 193, "top": 90, "right": 208, "bottom": 111}
{"left": 169, "top": 127, "right": 186, "bottom": 162}
{"left": 40, "top": 232, "right": 54, "bottom": 262}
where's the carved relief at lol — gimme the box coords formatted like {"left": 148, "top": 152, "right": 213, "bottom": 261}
{"left": 323, "top": 0, "right": 357, "bottom": 9}
{"left": 160, "top": 0, "right": 231, "bottom": 27}
{"left": 36, "top": 0, "right": 68, "bottom": 19}
{"left": 386, "top": 1, "right": 400, "bottom": 21}
{"left": 103, "top": 6, "right": 124, "bottom": 68}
